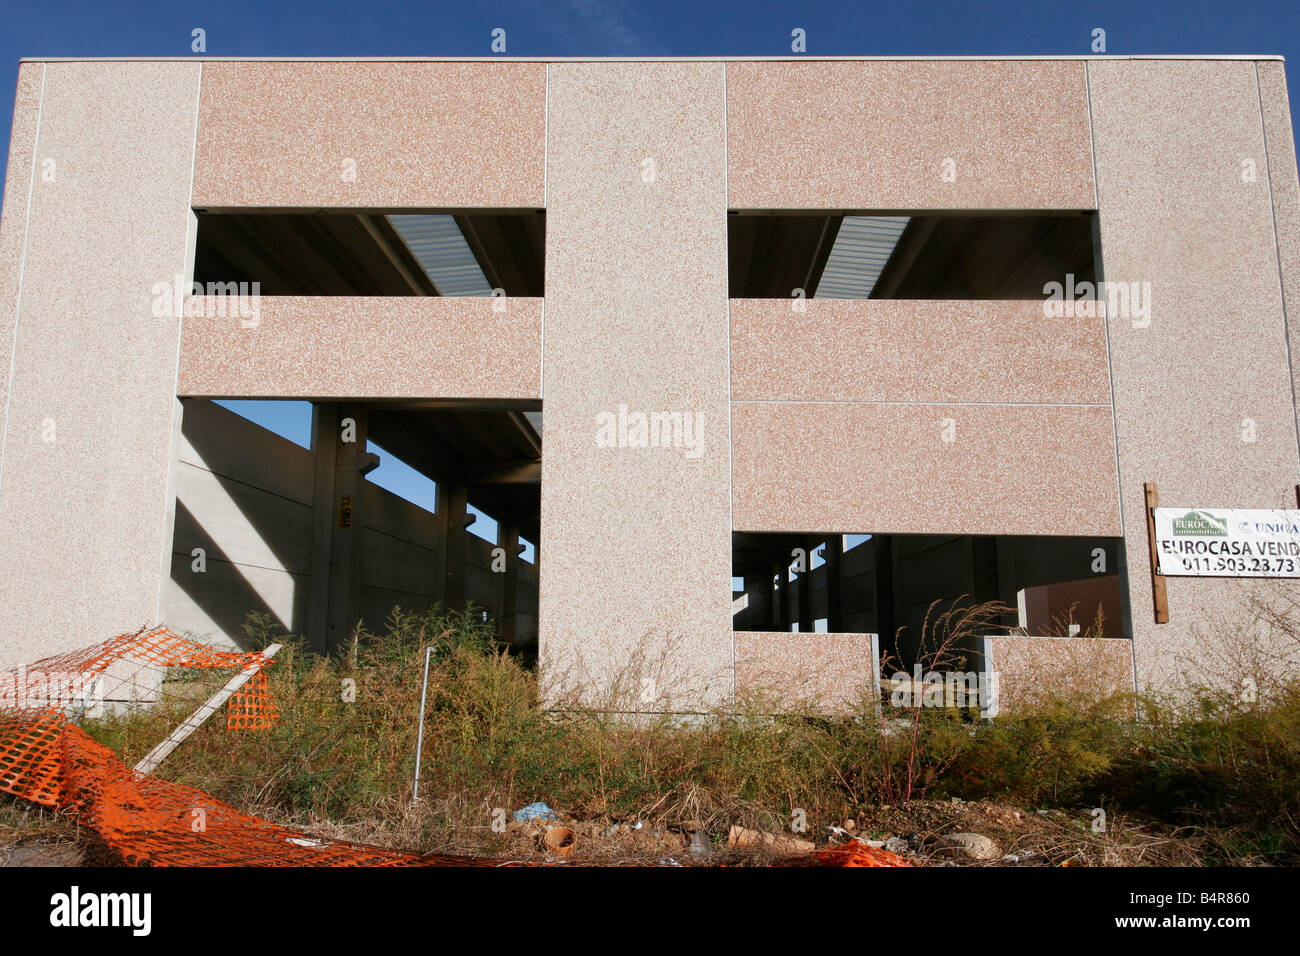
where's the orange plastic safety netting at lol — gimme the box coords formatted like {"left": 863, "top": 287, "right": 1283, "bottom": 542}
{"left": 0, "top": 627, "right": 909, "bottom": 867}
{"left": 0, "top": 708, "right": 498, "bottom": 865}
{"left": 0, "top": 625, "right": 278, "bottom": 733}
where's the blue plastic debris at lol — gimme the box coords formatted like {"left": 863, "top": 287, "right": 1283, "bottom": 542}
{"left": 513, "top": 801, "right": 558, "bottom": 823}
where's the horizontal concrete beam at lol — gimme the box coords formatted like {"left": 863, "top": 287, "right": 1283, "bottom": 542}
{"left": 178, "top": 296, "right": 542, "bottom": 400}
{"left": 193, "top": 61, "right": 546, "bottom": 209}
{"left": 726, "top": 60, "right": 1095, "bottom": 209}
{"left": 731, "top": 299, "right": 1111, "bottom": 405}
{"left": 732, "top": 401, "right": 1122, "bottom": 537}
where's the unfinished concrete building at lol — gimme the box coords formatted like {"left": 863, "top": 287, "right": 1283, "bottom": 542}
{"left": 2, "top": 56, "right": 1299, "bottom": 712}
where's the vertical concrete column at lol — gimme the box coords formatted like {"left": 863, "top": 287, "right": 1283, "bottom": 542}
{"left": 796, "top": 558, "right": 813, "bottom": 633}
{"left": 307, "top": 402, "right": 339, "bottom": 654}
{"left": 500, "top": 516, "right": 521, "bottom": 645}
{"left": 873, "top": 536, "right": 897, "bottom": 654}
{"left": 1090, "top": 61, "right": 1300, "bottom": 693}
{"left": 0, "top": 63, "right": 40, "bottom": 495}
{"left": 541, "top": 63, "right": 732, "bottom": 711}
{"left": 327, "top": 403, "right": 369, "bottom": 652}
{"left": 307, "top": 402, "right": 373, "bottom": 654}
{"left": 1258, "top": 62, "right": 1300, "bottom": 471}
{"left": 775, "top": 561, "right": 791, "bottom": 632}
{"left": 441, "top": 479, "right": 470, "bottom": 612}
{"left": 825, "top": 537, "right": 844, "bottom": 632}
{"left": 432, "top": 471, "right": 450, "bottom": 607}
{"left": 736, "top": 563, "right": 771, "bottom": 630}
{"left": 0, "top": 63, "right": 201, "bottom": 669}
{"left": 755, "top": 566, "right": 776, "bottom": 630}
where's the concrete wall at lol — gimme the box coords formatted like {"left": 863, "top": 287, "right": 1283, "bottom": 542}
{"left": 0, "top": 62, "right": 201, "bottom": 670}
{"left": 166, "top": 399, "right": 313, "bottom": 645}
{"left": 734, "top": 631, "right": 878, "bottom": 713}
{"left": 1, "top": 56, "right": 1298, "bottom": 707}
{"left": 980, "top": 635, "right": 1134, "bottom": 713}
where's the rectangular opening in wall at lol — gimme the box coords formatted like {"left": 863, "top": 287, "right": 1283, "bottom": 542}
{"left": 192, "top": 209, "right": 545, "bottom": 296}
{"left": 732, "top": 530, "right": 1128, "bottom": 670}
{"left": 165, "top": 398, "right": 541, "bottom": 660}
{"left": 727, "top": 210, "right": 1096, "bottom": 299}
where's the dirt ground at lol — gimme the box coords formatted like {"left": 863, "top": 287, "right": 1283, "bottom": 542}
{"left": 1, "top": 797, "right": 1212, "bottom": 867}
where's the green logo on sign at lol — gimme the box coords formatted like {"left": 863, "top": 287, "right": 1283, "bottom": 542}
{"left": 1172, "top": 511, "right": 1228, "bottom": 536}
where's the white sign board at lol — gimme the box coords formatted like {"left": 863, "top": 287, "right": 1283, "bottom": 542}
{"left": 1153, "top": 508, "right": 1300, "bottom": 577}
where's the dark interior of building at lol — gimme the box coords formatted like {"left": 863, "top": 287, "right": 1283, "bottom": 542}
{"left": 728, "top": 210, "right": 1097, "bottom": 299}
{"left": 732, "top": 531, "right": 1129, "bottom": 670}
{"left": 193, "top": 209, "right": 546, "bottom": 296}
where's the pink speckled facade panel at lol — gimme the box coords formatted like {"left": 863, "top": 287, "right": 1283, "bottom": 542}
{"left": 985, "top": 635, "right": 1134, "bottom": 712}
{"left": 1090, "top": 60, "right": 1300, "bottom": 694}
{"left": 730, "top": 298, "right": 1111, "bottom": 404}
{"left": 0, "top": 62, "right": 200, "bottom": 670}
{"left": 539, "top": 62, "right": 733, "bottom": 711}
{"left": 193, "top": 62, "right": 546, "bottom": 209}
{"left": 734, "top": 632, "right": 878, "bottom": 712}
{"left": 732, "top": 402, "right": 1122, "bottom": 536}
{"left": 178, "top": 296, "right": 542, "bottom": 399}
{"left": 726, "top": 60, "right": 1095, "bottom": 210}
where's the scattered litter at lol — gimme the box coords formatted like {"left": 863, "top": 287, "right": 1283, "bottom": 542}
{"left": 513, "top": 802, "right": 558, "bottom": 823}
{"left": 599, "top": 820, "right": 643, "bottom": 837}
{"left": 937, "top": 832, "right": 1001, "bottom": 861}
{"left": 774, "top": 841, "right": 912, "bottom": 867}
{"left": 286, "top": 837, "right": 331, "bottom": 849}
{"left": 688, "top": 830, "right": 712, "bottom": 860}
{"left": 541, "top": 826, "right": 576, "bottom": 857}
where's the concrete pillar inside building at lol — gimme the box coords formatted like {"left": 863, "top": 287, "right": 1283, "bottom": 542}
{"left": 500, "top": 516, "right": 523, "bottom": 645}
{"left": 796, "top": 556, "right": 813, "bottom": 633}
{"left": 440, "top": 478, "right": 470, "bottom": 612}
{"left": 775, "top": 560, "right": 791, "bottom": 631}
{"left": 825, "top": 537, "right": 844, "bottom": 632}
{"left": 307, "top": 402, "right": 378, "bottom": 655}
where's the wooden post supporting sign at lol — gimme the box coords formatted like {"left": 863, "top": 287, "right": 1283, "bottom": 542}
{"left": 1144, "top": 482, "right": 1170, "bottom": 624}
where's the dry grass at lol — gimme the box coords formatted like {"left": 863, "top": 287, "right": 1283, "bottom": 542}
{"left": 2, "top": 599, "right": 1298, "bottom": 866}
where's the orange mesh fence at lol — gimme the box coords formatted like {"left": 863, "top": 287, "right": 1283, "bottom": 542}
{"left": 1, "top": 708, "right": 494, "bottom": 866}
{"left": 227, "top": 668, "right": 279, "bottom": 731}
{"left": 0, "top": 627, "right": 909, "bottom": 867}
{"left": 0, "top": 625, "right": 278, "bottom": 731}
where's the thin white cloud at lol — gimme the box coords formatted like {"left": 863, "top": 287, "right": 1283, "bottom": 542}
{"left": 541, "top": 0, "right": 668, "bottom": 55}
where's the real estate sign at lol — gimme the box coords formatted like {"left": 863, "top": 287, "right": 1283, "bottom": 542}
{"left": 1153, "top": 508, "right": 1300, "bottom": 577}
